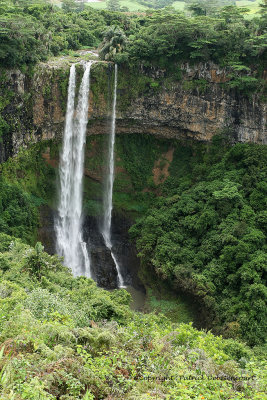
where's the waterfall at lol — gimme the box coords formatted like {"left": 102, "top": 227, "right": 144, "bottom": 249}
{"left": 55, "top": 62, "right": 92, "bottom": 277}
{"left": 102, "top": 64, "right": 125, "bottom": 288}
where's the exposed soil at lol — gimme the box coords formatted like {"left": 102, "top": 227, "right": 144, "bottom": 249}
{"left": 152, "top": 147, "right": 174, "bottom": 185}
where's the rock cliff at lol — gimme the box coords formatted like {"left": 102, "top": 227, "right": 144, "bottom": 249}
{"left": 0, "top": 58, "right": 266, "bottom": 161}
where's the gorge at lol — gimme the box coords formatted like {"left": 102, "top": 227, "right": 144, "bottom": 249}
{"left": 1, "top": 1, "right": 267, "bottom": 397}
{"left": 0, "top": 51, "right": 266, "bottom": 400}
{"left": 0, "top": 54, "right": 266, "bottom": 307}
{"left": 0, "top": 54, "right": 266, "bottom": 295}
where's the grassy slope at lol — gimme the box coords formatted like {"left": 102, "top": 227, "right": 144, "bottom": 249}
{"left": 87, "top": 0, "right": 148, "bottom": 11}
{"left": 236, "top": 0, "right": 261, "bottom": 16}
{"left": 171, "top": 1, "right": 186, "bottom": 10}
{"left": 85, "top": 0, "right": 260, "bottom": 14}
{"left": 86, "top": 0, "right": 185, "bottom": 11}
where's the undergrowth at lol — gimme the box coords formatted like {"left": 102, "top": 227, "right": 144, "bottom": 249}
{"left": 0, "top": 232, "right": 266, "bottom": 399}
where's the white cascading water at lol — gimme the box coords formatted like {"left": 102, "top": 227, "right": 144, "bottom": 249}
{"left": 102, "top": 64, "right": 125, "bottom": 288}
{"left": 55, "top": 62, "right": 92, "bottom": 277}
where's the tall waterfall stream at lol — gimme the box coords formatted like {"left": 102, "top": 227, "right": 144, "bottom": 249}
{"left": 55, "top": 62, "right": 126, "bottom": 288}
{"left": 55, "top": 62, "right": 92, "bottom": 277}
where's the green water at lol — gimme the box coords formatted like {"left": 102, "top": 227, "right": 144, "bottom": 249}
{"left": 126, "top": 286, "right": 146, "bottom": 311}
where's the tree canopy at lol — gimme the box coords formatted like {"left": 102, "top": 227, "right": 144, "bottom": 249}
{"left": 0, "top": 0, "right": 265, "bottom": 74}
{"left": 130, "top": 141, "right": 267, "bottom": 346}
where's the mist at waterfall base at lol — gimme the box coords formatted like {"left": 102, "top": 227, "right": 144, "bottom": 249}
{"left": 55, "top": 62, "right": 92, "bottom": 278}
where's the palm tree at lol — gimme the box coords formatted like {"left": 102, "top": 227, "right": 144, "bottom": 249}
{"left": 99, "top": 26, "right": 127, "bottom": 61}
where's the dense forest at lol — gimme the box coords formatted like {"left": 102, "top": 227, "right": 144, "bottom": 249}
{"left": 0, "top": 0, "right": 266, "bottom": 399}
{"left": 0, "top": 0, "right": 266, "bottom": 71}
{"left": 129, "top": 139, "right": 267, "bottom": 346}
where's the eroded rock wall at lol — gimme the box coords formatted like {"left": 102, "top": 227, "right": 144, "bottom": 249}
{"left": 112, "top": 63, "right": 266, "bottom": 144}
{"left": 0, "top": 60, "right": 266, "bottom": 162}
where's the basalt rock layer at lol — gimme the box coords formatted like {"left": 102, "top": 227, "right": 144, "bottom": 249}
{"left": 0, "top": 59, "right": 266, "bottom": 162}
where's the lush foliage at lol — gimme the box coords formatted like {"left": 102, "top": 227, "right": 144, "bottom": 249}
{"left": 99, "top": 26, "right": 127, "bottom": 61}
{"left": 84, "top": 134, "right": 163, "bottom": 218}
{"left": 0, "top": 2, "right": 266, "bottom": 397}
{"left": 0, "top": 0, "right": 132, "bottom": 67}
{"left": 0, "top": 0, "right": 266, "bottom": 80}
{"left": 127, "top": 6, "right": 266, "bottom": 71}
{"left": 137, "top": 0, "right": 174, "bottom": 9}
{"left": 0, "top": 143, "right": 56, "bottom": 244}
{"left": 0, "top": 232, "right": 266, "bottom": 399}
{"left": 130, "top": 140, "right": 267, "bottom": 346}
{"left": 186, "top": 0, "right": 235, "bottom": 16}
{"left": 0, "top": 179, "right": 38, "bottom": 244}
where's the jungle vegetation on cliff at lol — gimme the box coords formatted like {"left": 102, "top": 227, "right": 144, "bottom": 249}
{"left": 129, "top": 139, "right": 267, "bottom": 347}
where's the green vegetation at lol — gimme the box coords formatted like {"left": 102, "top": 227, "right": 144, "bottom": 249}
{"left": 127, "top": 6, "right": 266, "bottom": 73}
{"left": 0, "top": 143, "right": 56, "bottom": 244}
{"left": 0, "top": 231, "right": 266, "bottom": 399}
{"left": 116, "top": 134, "right": 164, "bottom": 192}
{"left": 172, "top": 1, "right": 186, "bottom": 10}
{"left": 0, "top": 0, "right": 265, "bottom": 95}
{"left": 0, "top": 71, "right": 13, "bottom": 142}
{"left": 0, "top": 0, "right": 132, "bottom": 67}
{"left": 147, "top": 288, "right": 193, "bottom": 323}
{"left": 136, "top": 0, "right": 174, "bottom": 8}
{"left": 186, "top": 0, "right": 235, "bottom": 16}
{"left": 87, "top": 0, "right": 244, "bottom": 13}
{"left": 84, "top": 134, "right": 166, "bottom": 218}
{"left": 107, "top": 0, "right": 123, "bottom": 11}
{"left": 0, "top": 179, "right": 38, "bottom": 244}
{"left": 130, "top": 139, "right": 267, "bottom": 346}
{"left": 99, "top": 26, "right": 127, "bottom": 61}
{"left": 88, "top": 0, "right": 173, "bottom": 11}
{"left": 236, "top": 0, "right": 262, "bottom": 16}
{"left": 83, "top": 135, "right": 266, "bottom": 348}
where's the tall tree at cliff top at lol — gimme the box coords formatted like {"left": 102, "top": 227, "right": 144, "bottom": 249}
{"left": 99, "top": 26, "right": 127, "bottom": 60}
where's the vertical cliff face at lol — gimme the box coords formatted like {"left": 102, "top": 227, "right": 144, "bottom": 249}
{"left": 0, "top": 61, "right": 99, "bottom": 160}
{"left": 0, "top": 65, "right": 66, "bottom": 161}
{"left": 0, "top": 59, "right": 266, "bottom": 163}
{"left": 112, "top": 62, "right": 266, "bottom": 144}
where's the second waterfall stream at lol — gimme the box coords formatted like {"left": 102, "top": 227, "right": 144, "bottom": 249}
{"left": 55, "top": 62, "right": 92, "bottom": 278}
{"left": 102, "top": 64, "right": 125, "bottom": 288}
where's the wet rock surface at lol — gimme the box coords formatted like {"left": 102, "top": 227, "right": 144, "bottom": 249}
{"left": 37, "top": 205, "right": 57, "bottom": 255}
{"left": 83, "top": 216, "right": 118, "bottom": 289}
{"left": 110, "top": 211, "right": 144, "bottom": 291}
{"left": 37, "top": 205, "right": 144, "bottom": 292}
{"left": 83, "top": 213, "right": 144, "bottom": 291}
